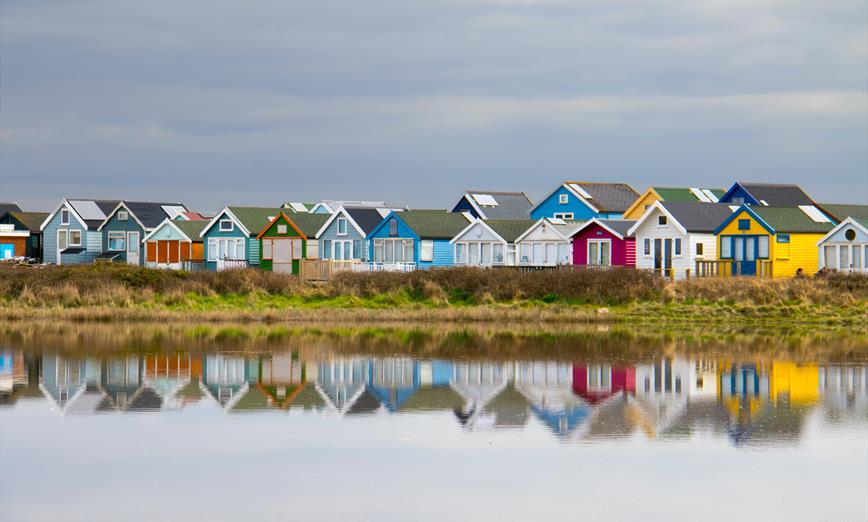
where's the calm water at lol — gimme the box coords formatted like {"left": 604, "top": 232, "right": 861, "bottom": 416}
{"left": 1, "top": 324, "right": 866, "bottom": 522}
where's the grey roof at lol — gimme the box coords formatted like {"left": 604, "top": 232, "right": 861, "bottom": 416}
{"left": 659, "top": 202, "right": 735, "bottom": 232}
{"left": 0, "top": 202, "right": 22, "bottom": 215}
{"left": 68, "top": 199, "right": 122, "bottom": 228}
{"left": 345, "top": 207, "right": 386, "bottom": 235}
{"left": 2, "top": 211, "right": 49, "bottom": 232}
{"left": 462, "top": 191, "right": 533, "bottom": 219}
{"left": 819, "top": 203, "right": 868, "bottom": 222}
{"left": 598, "top": 219, "right": 636, "bottom": 237}
{"left": 485, "top": 219, "right": 537, "bottom": 242}
{"left": 569, "top": 182, "right": 640, "bottom": 213}
{"left": 122, "top": 201, "right": 188, "bottom": 229}
{"left": 399, "top": 210, "right": 471, "bottom": 239}
{"left": 738, "top": 183, "right": 815, "bottom": 206}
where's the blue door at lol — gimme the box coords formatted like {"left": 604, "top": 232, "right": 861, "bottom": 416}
{"left": 731, "top": 236, "right": 757, "bottom": 276}
{"left": 0, "top": 243, "right": 14, "bottom": 260}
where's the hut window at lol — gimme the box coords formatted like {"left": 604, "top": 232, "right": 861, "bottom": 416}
{"left": 493, "top": 244, "right": 504, "bottom": 264}
{"left": 519, "top": 244, "right": 532, "bottom": 264}
{"left": 758, "top": 236, "right": 769, "bottom": 258}
{"left": 69, "top": 230, "right": 82, "bottom": 246}
{"left": 219, "top": 219, "right": 233, "bottom": 232}
{"left": 420, "top": 240, "right": 434, "bottom": 262}
{"left": 738, "top": 219, "right": 750, "bottom": 231}
{"left": 554, "top": 212, "right": 573, "bottom": 219}
{"left": 720, "top": 238, "right": 732, "bottom": 258}
{"left": 60, "top": 209, "right": 70, "bottom": 225}
{"left": 845, "top": 229, "right": 856, "bottom": 241}
{"left": 277, "top": 224, "right": 287, "bottom": 234}
{"left": 455, "top": 243, "right": 466, "bottom": 263}
{"left": 108, "top": 232, "right": 126, "bottom": 251}
{"left": 118, "top": 211, "right": 128, "bottom": 221}
{"left": 207, "top": 239, "right": 217, "bottom": 261}
{"left": 322, "top": 240, "right": 332, "bottom": 258}
{"left": 695, "top": 243, "right": 704, "bottom": 256}
{"left": 388, "top": 219, "right": 398, "bottom": 237}
{"left": 674, "top": 238, "right": 682, "bottom": 256}
{"left": 643, "top": 238, "right": 650, "bottom": 256}
{"left": 262, "top": 239, "right": 273, "bottom": 260}
{"left": 559, "top": 194, "right": 568, "bottom": 204}
{"left": 776, "top": 234, "right": 790, "bottom": 243}
{"left": 657, "top": 215, "right": 667, "bottom": 226}
{"left": 337, "top": 218, "right": 348, "bottom": 236}
{"left": 352, "top": 240, "right": 362, "bottom": 259}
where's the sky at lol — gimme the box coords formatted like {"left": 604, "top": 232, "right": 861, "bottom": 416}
{"left": 1, "top": 0, "right": 866, "bottom": 212}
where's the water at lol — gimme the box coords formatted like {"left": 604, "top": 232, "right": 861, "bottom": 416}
{"left": 1, "top": 323, "right": 866, "bottom": 521}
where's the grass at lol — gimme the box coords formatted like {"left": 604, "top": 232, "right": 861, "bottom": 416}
{"left": 1, "top": 264, "right": 867, "bottom": 325}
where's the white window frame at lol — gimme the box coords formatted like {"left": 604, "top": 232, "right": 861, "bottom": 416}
{"left": 277, "top": 224, "right": 287, "bottom": 235}
{"left": 69, "top": 229, "right": 82, "bottom": 246}
{"left": 332, "top": 239, "right": 353, "bottom": 261}
{"left": 127, "top": 232, "right": 139, "bottom": 253}
{"left": 219, "top": 219, "right": 234, "bottom": 232}
{"left": 559, "top": 194, "right": 568, "bottom": 204}
{"left": 674, "top": 238, "right": 682, "bottom": 257}
{"left": 60, "top": 209, "right": 70, "bottom": 225}
{"left": 587, "top": 239, "right": 612, "bottom": 266}
{"left": 455, "top": 243, "right": 467, "bottom": 264}
{"left": 643, "top": 238, "right": 651, "bottom": 256}
{"left": 336, "top": 218, "right": 348, "bottom": 236}
{"left": 419, "top": 240, "right": 434, "bottom": 262}
{"left": 108, "top": 231, "right": 126, "bottom": 251}
{"left": 117, "top": 210, "right": 128, "bottom": 221}
{"left": 657, "top": 215, "right": 668, "bottom": 227}
{"left": 554, "top": 212, "right": 574, "bottom": 219}
{"left": 262, "top": 239, "right": 273, "bottom": 260}
{"left": 208, "top": 239, "right": 218, "bottom": 261}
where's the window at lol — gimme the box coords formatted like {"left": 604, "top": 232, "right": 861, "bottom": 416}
{"left": 554, "top": 213, "right": 574, "bottom": 219}
{"left": 731, "top": 197, "right": 745, "bottom": 205}
{"left": 456, "top": 243, "right": 467, "bottom": 263}
{"left": 824, "top": 245, "right": 836, "bottom": 269}
{"left": 420, "top": 240, "right": 434, "bottom": 262}
{"left": 758, "top": 236, "right": 769, "bottom": 258}
{"left": 720, "top": 237, "right": 732, "bottom": 258}
{"left": 69, "top": 230, "right": 82, "bottom": 246}
{"left": 127, "top": 233, "right": 138, "bottom": 253}
{"left": 118, "top": 210, "right": 128, "bottom": 221}
{"left": 332, "top": 240, "right": 353, "bottom": 260}
{"left": 262, "top": 239, "right": 273, "bottom": 260}
{"left": 520, "top": 244, "right": 531, "bottom": 264}
{"left": 108, "top": 232, "right": 126, "bottom": 251}
{"left": 468, "top": 242, "right": 479, "bottom": 264}
{"left": 60, "top": 209, "right": 70, "bottom": 225}
{"left": 644, "top": 238, "right": 650, "bottom": 256}
{"left": 657, "top": 215, "right": 667, "bottom": 226}
{"left": 674, "top": 238, "right": 682, "bottom": 256}
{"left": 352, "top": 240, "right": 362, "bottom": 259}
{"left": 844, "top": 229, "right": 856, "bottom": 241}
{"left": 493, "top": 244, "right": 504, "bottom": 264}
{"left": 480, "top": 244, "right": 492, "bottom": 265}
{"left": 559, "top": 194, "right": 568, "bottom": 204}
{"left": 337, "top": 218, "right": 348, "bottom": 236}
{"left": 506, "top": 246, "right": 516, "bottom": 266}
{"left": 557, "top": 244, "right": 570, "bottom": 264}
{"left": 776, "top": 234, "right": 790, "bottom": 243}
{"left": 219, "top": 219, "right": 233, "bottom": 232}
{"left": 208, "top": 239, "right": 217, "bottom": 261}
{"left": 209, "top": 237, "right": 245, "bottom": 260}
{"left": 374, "top": 239, "right": 413, "bottom": 263}
{"left": 696, "top": 243, "right": 704, "bottom": 256}
{"left": 388, "top": 219, "right": 398, "bottom": 237}
{"left": 738, "top": 219, "right": 750, "bottom": 231}
{"left": 322, "top": 240, "right": 332, "bottom": 258}
{"left": 277, "top": 224, "right": 287, "bottom": 234}
{"left": 588, "top": 240, "right": 611, "bottom": 265}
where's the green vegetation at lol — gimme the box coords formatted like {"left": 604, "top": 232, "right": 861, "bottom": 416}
{"left": 0, "top": 264, "right": 866, "bottom": 325}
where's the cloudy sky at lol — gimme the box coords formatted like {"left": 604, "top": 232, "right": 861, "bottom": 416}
{"left": 1, "top": 0, "right": 866, "bottom": 212}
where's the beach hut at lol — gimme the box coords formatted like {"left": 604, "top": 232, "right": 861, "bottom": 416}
{"left": 569, "top": 218, "right": 636, "bottom": 268}
{"left": 200, "top": 206, "right": 277, "bottom": 270}
{"left": 40, "top": 199, "right": 121, "bottom": 265}
{"left": 717, "top": 182, "right": 816, "bottom": 207}
{"left": 450, "top": 190, "right": 533, "bottom": 220}
{"left": 0, "top": 210, "right": 48, "bottom": 261}
{"left": 257, "top": 211, "right": 328, "bottom": 274}
{"left": 451, "top": 218, "right": 534, "bottom": 267}
{"left": 97, "top": 201, "right": 187, "bottom": 265}
{"left": 363, "top": 210, "right": 471, "bottom": 271}
{"left": 514, "top": 218, "right": 584, "bottom": 267}
{"left": 622, "top": 187, "right": 725, "bottom": 220}
{"left": 315, "top": 206, "right": 389, "bottom": 263}
{"left": 142, "top": 218, "right": 208, "bottom": 270}
{"left": 529, "top": 181, "right": 639, "bottom": 221}
{"left": 713, "top": 205, "right": 835, "bottom": 277}
{"left": 628, "top": 201, "right": 735, "bottom": 280}
{"left": 817, "top": 217, "right": 868, "bottom": 273}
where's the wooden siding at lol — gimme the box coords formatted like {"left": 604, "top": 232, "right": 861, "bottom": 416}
{"left": 319, "top": 216, "right": 368, "bottom": 261}
{"left": 530, "top": 186, "right": 600, "bottom": 221}
{"left": 202, "top": 209, "right": 250, "bottom": 271}
{"left": 418, "top": 239, "right": 454, "bottom": 269}
{"left": 367, "top": 215, "right": 419, "bottom": 262}
{"left": 259, "top": 214, "right": 305, "bottom": 274}
{"left": 42, "top": 204, "right": 92, "bottom": 265}
{"left": 631, "top": 206, "right": 693, "bottom": 280}
{"left": 0, "top": 236, "right": 27, "bottom": 257}
{"left": 571, "top": 222, "right": 631, "bottom": 267}
{"left": 101, "top": 212, "right": 145, "bottom": 264}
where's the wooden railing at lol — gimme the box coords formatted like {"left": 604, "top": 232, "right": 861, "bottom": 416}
{"left": 182, "top": 260, "right": 206, "bottom": 272}
{"left": 694, "top": 259, "right": 773, "bottom": 278}
{"left": 351, "top": 262, "right": 416, "bottom": 273}
{"left": 515, "top": 264, "right": 619, "bottom": 272}
{"left": 300, "top": 259, "right": 361, "bottom": 281}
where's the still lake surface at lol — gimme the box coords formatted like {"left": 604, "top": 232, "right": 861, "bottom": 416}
{"left": 1, "top": 323, "right": 866, "bottom": 522}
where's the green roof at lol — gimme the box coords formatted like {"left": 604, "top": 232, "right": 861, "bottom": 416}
{"left": 173, "top": 219, "right": 208, "bottom": 240}
{"left": 398, "top": 387, "right": 466, "bottom": 411}
{"left": 819, "top": 203, "right": 868, "bottom": 222}
{"left": 6, "top": 211, "right": 49, "bottom": 232}
{"left": 653, "top": 187, "right": 726, "bottom": 203}
{"left": 227, "top": 206, "right": 280, "bottom": 236}
{"left": 751, "top": 207, "right": 835, "bottom": 234}
{"left": 399, "top": 210, "right": 470, "bottom": 239}
{"left": 485, "top": 219, "right": 536, "bottom": 242}
{"left": 287, "top": 212, "right": 330, "bottom": 237}
{"left": 288, "top": 384, "right": 327, "bottom": 410}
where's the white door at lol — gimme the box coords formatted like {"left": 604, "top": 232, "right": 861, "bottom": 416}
{"left": 57, "top": 229, "right": 68, "bottom": 265}
{"left": 127, "top": 231, "right": 140, "bottom": 265}
{"left": 273, "top": 239, "right": 293, "bottom": 273}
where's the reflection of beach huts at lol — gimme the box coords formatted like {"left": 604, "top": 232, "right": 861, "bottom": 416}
{"left": 819, "top": 365, "right": 868, "bottom": 424}
{"left": 515, "top": 362, "right": 589, "bottom": 436}
{"left": 572, "top": 364, "right": 636, "bottom": 404}
{"left": 201, "top": 355, "right": 259, "bottom": 408}
{"left": 231, "top": 353, "right": 326, "bottom": 412}
{"left": 39, "top": 354, "right": 101, "bottom": 412}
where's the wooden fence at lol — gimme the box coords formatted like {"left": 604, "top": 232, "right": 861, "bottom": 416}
{"left": 695, "top": 259, "right": 773, "bottom": 278}
{"left": 299, "top": 259, "right": 361, "bottom": 282}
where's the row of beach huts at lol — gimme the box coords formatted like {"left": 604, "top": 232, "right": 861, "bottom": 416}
{"left": 1, "top": 181, "right": 866, "bottom": 280}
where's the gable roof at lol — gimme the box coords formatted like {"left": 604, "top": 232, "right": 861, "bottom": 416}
{"left": 629, "top": 201, "right": 735, "bottom": 236}
{"left": 201, "top": 206, "right": 277, "bottom": 237}
{"left": 652, "top": 187, "right": 725, "bottom": 203}
{"left": 750, "top": 206, "right": 836, "bottom": 234}
{"left": 98, "top": 201, "right": 188, "bottom": 231}
{"left": 3, "top": 211, "right": 49, "bottom": 232}
{"left": 282, "top": 201, "right": 316, "bottom": 213}
{"left": 818, "top": 203, "right": 868, "bottom": 222}
{"left": 0, "top": 202, "right": 22, "bottom": 215}
{"left": 818, "top": 217, "right": 868, "bottom": 245}
{"left": 385, "top": 210, "right": 470, "bottom": 239}
{"left": 531, "top": 181, "right": 640, "bottom": 214}
{"left": 287, "top": 212, "right": 330, "bottom": 237}
{"left": 345, "top": 207, "right": 387, "bottom": 235}
{"left": 143, "top": 218, "right": 209, "bottom": 242}
{"left": 485, "top": 219, "right": 537, "bottom": 242}
{"left": 569, "top": 218, "right": 636, "bottom": 239}
{"left": 314, "top": 200, "right": 389, "bottom": 214}
{"left": 722, "top": 182, "right": 815, "bottom": 206}
{"left": 514, "top": 218, "right": 585, "bottom": 243}
{"left": 458, "top": 191, "right": 533, "bottom": 220}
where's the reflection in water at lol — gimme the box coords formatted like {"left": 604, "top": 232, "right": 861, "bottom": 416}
{"left": 2, "top": 348, "right": 866, "bottom": 448}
